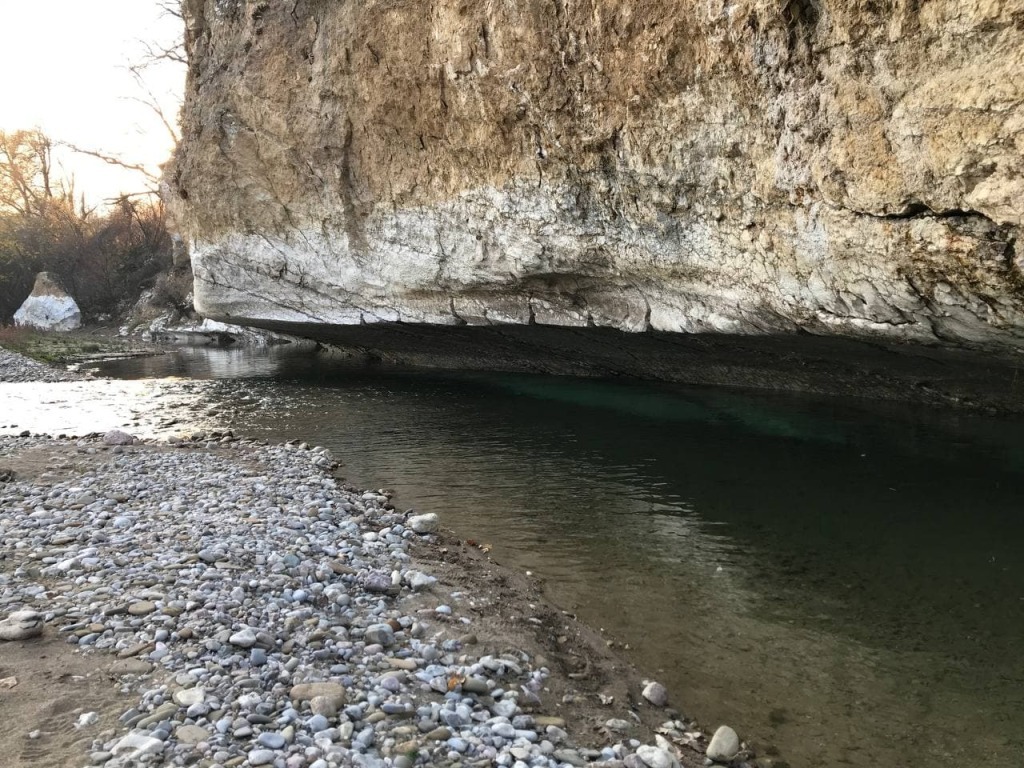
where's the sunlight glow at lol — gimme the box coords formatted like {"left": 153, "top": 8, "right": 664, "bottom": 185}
{"left": 0, "top": 1, "right": 185, "bottom": 206}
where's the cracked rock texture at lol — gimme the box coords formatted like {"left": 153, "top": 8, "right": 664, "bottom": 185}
{"left": 169, "top": 0, "right": 1024, "bottom": 352}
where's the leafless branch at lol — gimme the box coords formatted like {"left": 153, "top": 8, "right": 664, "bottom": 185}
{"left": 133, "top": 39, "right": 188, "bottom": 69}
{"left": 125, "top": 70, "right": 182, "bottom": 145}
{"left": 62, "top": 143, "right": 158, "bottom": 182}
{"left": 157, "top": 0, "right": 184, "bottom": 21}
{"left": 61, "top": 143, "right": 162, "bottom": 205}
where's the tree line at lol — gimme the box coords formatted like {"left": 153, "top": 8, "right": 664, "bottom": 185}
{"left": 0, "top": 128, "right": 174, "bottom": 323}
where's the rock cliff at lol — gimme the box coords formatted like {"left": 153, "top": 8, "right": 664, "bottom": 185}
{"left": 169, "top": 0, "right": 1024, "bottom": 354}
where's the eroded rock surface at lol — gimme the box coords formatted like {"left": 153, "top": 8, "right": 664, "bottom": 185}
{"left": 14, "top": 272, "right": 81, "bottom": 332}
{"left": 169, "top": 0, "right": 1024, "bottom": 352}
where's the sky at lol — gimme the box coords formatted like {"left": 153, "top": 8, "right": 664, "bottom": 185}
{"left": 0, "top": 0, "right": 185, "bottom": 206}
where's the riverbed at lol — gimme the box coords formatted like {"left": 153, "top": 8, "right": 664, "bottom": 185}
{"left": 3, "top": 345, "right": 1024, "bottom": 767}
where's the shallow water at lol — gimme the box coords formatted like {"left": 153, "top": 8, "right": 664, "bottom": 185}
{"left": 4, "top": 346, "right": 1024, "bottom": 767}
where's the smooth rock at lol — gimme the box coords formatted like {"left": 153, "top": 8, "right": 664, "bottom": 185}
{"left": 0, "top": 610, "right": 43, "bottom": 641}
{"left": 103, "top": 430, "right": 136, "bottom": 446}
{"left": 248, "top": 749, "right": 277, "bottom": 766}
{"left": 642, "top": 681, "right": 669, "bottom": 707}
{"left": 176, "top": 725, "right": 210, "bottom": 744}
{"left": 173, "top": 688, "right": 205, "bottom": 707}
{"left": 707, "top": 725, "right": 741, "bottom": 762}
{"left": 290, "top": 682, "right": 346, "bottom": 704}
{"left": 229, "top": 628, "right": 257, "bottom": 648}
{"left": 258, "top": 732, "right": 287, "bottom": 749}
{"left": 407, "top": 513, "right": 439, "bottom": 534}
{"left": 635, "top": 745, "right": 681, "bottom": 768}
{"left": 307, "top": 714, "right": 331, "bottom": 732}
{"left": 110, "top": 732, "right": 166, "bottom": 758}
{"left": 127, "top": 601, "right": 156, "bottom": 616}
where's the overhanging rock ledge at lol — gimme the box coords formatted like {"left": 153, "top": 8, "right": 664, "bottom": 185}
{"left": 168, "top": 0, "right": 1024, "bottom": 364}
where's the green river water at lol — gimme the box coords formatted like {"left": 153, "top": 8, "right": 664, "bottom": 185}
{"left": 3, "top": 346, "right": 1023, "bottom": 767}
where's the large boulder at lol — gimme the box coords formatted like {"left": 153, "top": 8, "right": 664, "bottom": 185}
{"left": 14, "top": 272, "right": 82, "bottom": 331}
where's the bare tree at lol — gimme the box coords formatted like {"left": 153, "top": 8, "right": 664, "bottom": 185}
{"left": 127, "top": 0, "right": 185, "bottom": 147}
{"left": 134, "top": 1, "right": 187, "bottom": 68}
{"left": 66, "top": 0, "right": 186, "bottom": 202}
{"left": 61, "top": 142, "right": 163, "bottom": 194}
{"left": 0, "top": 132, "right": 174, "bottom": 321}
{"left": 0, "top": 130, "right": 56, "bottom": 216}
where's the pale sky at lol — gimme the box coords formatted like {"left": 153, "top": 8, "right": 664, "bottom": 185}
{"left": 0, "top": 0, "right": 185, "bottom": 205}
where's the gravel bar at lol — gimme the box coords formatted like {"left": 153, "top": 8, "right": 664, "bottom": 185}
{"left": 0, "top": 346, "right": 87, "bottom": 383}
{"left": 0, "top": 429, "right": 718, "bottom": 768}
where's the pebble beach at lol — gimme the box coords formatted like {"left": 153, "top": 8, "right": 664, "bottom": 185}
{"left": 0, "top": 347, "right": 747, "bottom": 768}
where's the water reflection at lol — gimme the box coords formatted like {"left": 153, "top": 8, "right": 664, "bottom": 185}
{"left": 4, "top": 347, "right": 1023, "bottom": 766}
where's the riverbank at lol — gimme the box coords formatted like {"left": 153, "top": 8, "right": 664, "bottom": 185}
{"left": 0, "top": 326, "right": 159, "bottom": 371}
{"left": 0, "top": 348, "right": 753, "bottom": 768}
{"left": 0, "top": 345, "right": 90, "bottom": 383}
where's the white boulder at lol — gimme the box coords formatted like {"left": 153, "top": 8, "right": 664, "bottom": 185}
{"left": 13, "top": 272, "right": 81, "bottom": 331}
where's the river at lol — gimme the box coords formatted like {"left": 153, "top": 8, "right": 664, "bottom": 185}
{"left": 3, "top": 345, "right": 1023, "bottom": 767}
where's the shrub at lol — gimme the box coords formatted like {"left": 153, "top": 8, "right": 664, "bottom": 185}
{"left": 0, "top": 128, "right": 176, "bottom": 323}
{"left": 0, "top": 197, "right": 174, "bottom": 322}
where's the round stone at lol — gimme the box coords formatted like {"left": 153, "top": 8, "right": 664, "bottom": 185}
{"left": 706, "top": 725, "right": 741, "bottom": 762}
{"left": 364, "top": 623, "right": 395, "bottom": 646}
{"left": 172, "top": 688, "right": 205, "bottom": 707}
{"left": 247, "top": 749, "right": 276, "bottom": 766}
{"left": 175, "top": 725, "right": 209, "bottom": 744}
{"left": 307, "top": 714, "right": 330, "bottom": 732}
{"left": 229, "top": 629, "right": 257, "bottom": 648}
{"left": 635, "top": 745, "right": 680, "bottom": 768}
{"left": 127, "top": 601, "right": 156, "bottom": 616}
{"left": 642, "top": 681, "right": 668, "bottom": 707}
{"left": 258, "top": 732, "right": 286, "bottom": 749}
{"left": 407, "top": 513, "right": 439, "bottom": 534}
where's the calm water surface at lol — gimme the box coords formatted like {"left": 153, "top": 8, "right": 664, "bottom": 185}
{"left": 4, "top": 346, "right": 1024, "bottom": 767}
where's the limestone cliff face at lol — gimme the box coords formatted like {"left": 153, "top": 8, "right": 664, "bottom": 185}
{"left": 169, "top": 0, "right": 1024, "bottom": 352}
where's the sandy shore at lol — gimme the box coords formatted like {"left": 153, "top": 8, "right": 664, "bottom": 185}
{"left": 0, "top": 346, "right": 756, "bottom": 768}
